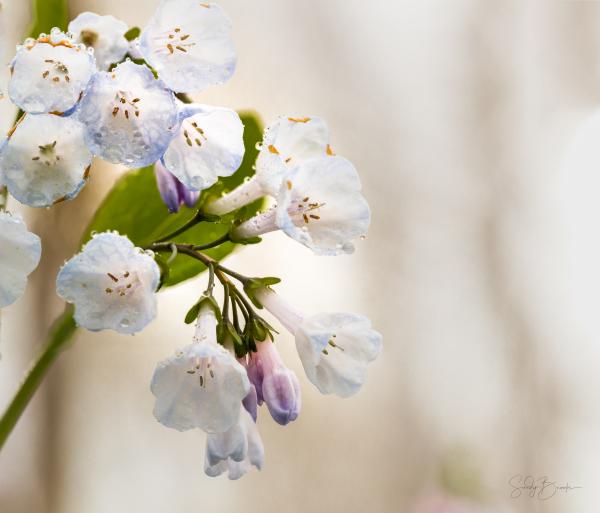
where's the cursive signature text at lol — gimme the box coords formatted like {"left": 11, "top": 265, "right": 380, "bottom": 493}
{"left": 509, "top": 474, "right": 581, "bottom": 500}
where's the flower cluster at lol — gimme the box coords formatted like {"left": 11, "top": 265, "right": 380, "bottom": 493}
{"left": 0, "top": 0, "right": 382, "bottom": 481}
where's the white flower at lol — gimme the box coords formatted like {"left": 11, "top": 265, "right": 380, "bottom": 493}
{"left": 255, "top": 288, "right": 382, "bottom": 398}
{"left": 204, "top": 408, "right": 264, "bottom": 480}
{"left": 56, "top": 232, "right": 160, "bottom": 334}
{"left": 8, "top": 29, "right": 95, "bottom": 114}
{"left": 77, "top": 60, "right": 180, "bottom": 167}
{"left": 68, "top": 12, "right": 129, "bottom": 70}
{"left": 0, "top": 212, "right": 41, "bottom": 308}
{"left": 151, "top": 303, "right": 250, "bottom": 433}
{"left": 205, "top": 116, "right": 330, "bottom": 215}
{"left": 139, "top": 0, "right": 236, "bottom": 93}
{"left": 233, "top": 156, "right": 371, "bottom": 255}
{"left": 0, "top": 113, "right": 93, "bottom": 207}
{"left": 162, "top": 104, "right": 244, "bottom": 191}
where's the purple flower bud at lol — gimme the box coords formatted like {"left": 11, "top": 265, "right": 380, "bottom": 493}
{"left": 247, "top": 341, "right": 301, "bottom": 425}
{"left": 242, "top": 385, "right": 258, "bottom": 423}
{"left": 154, "top": 161, "right": 200, "bottom": 213}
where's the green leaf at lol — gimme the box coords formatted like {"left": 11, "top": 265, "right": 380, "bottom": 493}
{"left": 124, "top": 27, "right": 141, "bottom": 41}
{"left": 82, "top": 112, "right": 265, "bottom": 287}
{"left": 28, "top": 0, "right": 69, "bottom": 37}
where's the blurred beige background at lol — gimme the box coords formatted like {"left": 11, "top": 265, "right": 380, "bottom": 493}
{"left": 2, "top": 0, "right": 600, "bottom": 512}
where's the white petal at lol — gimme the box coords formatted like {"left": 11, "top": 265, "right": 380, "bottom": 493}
{"left": 0, "top": 114, "right": 93, "bottom": 207}
{"left": 276, "top": 156, "right": 371, "bottom": 255}
{"left": 295, "top": 312, "right": 382, "bottom": 397}
{"left": 68, "top": 12, "right": 129, "bottom": 70}
{"left": 256, "top": 116, "right": 330, "bottom": 195}
{"left": 139, "top": 0, "right": 236, "bottom": 93}
{"left": 204, "top": 409, "right": 264, "bottom": 479}
{"left": 151, "top": 323, "right": 250, "bottom": 433}
{"left": 56, "top": 232, "right": 160, "bottom": 334}
{"left": 9, "top": 30, "right": 95, "bottom": 114}
{"left": 0, "top": 212, "right": 41, "bottom": 307}
{"left": 162, "top": 104, "right": 244, "bottom": 191}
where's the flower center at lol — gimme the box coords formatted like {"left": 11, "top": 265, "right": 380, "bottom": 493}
{"left": 31, "top": 141, "right": 61, "bottom": 166}
{"left": 322, "top": 334, "right": 344, "bottom": 355}
{"left": 186, "top": 357, "right": 216, "bottom": 387}
{"left": 111, "top": 91, "right": 141, "bottom": 120}
{"left": 154, "top": 27, "right": 196, "bottom": 55}
{"left": 291, "top": 195, "right": 325, "bottom": 224}
{"left": 181, "top": 119, "right": 207, "bottom": 147}
{"left": 104, "top": 270, "right": 140, "bottom": 297}
{"left": 80, "top": 29, "right": 98, "bottom": 47}
{"left": 41, "top": 59, "right": 71, "bottom": 83}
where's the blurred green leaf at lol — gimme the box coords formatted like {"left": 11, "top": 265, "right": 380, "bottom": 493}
{"left": 28, "top": 0, "right": 69, "bottom": 37}
{"left": 124, "top": 27, "right": 141, "bottom": 41}
{"left": 82, "top": 112, "right": 264, "bottom": 287}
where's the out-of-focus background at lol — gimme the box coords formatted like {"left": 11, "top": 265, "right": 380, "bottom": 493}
{"left": 2, "top": 0, "right": 600, "bottom": 511}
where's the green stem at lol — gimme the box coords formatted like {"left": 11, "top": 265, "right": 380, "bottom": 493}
{"left": 0, "top": 305, "right": 77, "bottom": 451}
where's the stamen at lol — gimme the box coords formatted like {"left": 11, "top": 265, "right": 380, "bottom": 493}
{"left": 107, "top": 273, "right": 119, "bottom": 282}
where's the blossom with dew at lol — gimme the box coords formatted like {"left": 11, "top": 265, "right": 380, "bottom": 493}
{"left": 151, "top": 303, "right": 250, "bottom": 432}
{"left": 205, "top": 116, "right": 330, "bottom": 215}
{"left": 245, "top": 340, "right": 301, "bottom": 425}
{"left": 9, "top": 28, "right": 95, "bottom": 114}
{"left": 139, "top": 0, "right": 236, "bottom": 93}
{"left": 204, "top": 408, "right": 264, "bottom": 479}
{"left": 77, "top": 60, "right": 179, "bottom": 167}
{"left": 56, "top": 232, "right": 160, "bottom": 334}
{"left": 0, "top": 212, "right": 41, "bottom": 308}
{"left": 0, "top": 114, "right": 93, "bottom": 207}
{"left": 154, "top": 160, "right": 199, "bottom": 213}
{"left": 68, "top": 12, "right": 129, "bottom": 70}
{"left": 232, "top": 156, "right": 371, "bottom": 255}
{"left": 161, "top": 104, "right": 244, "bottom": 192}
{"left": 255, "top": 287, "right": 382, "bottom": 398}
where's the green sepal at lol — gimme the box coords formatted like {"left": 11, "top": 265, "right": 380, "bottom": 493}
{"left": 243, "top": 277, "right": 281, "bottom": 308}
{"left": 124, "top": 27, "right": 141, "bottom": 41}
{"left": 184, "top": 295, "right": 221, "bottom": 324}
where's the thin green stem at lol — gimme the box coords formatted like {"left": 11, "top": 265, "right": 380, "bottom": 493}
{"left": 155, "top": 211, "right": 209, "bottom": 243}
{"left": 0, "top": 306, "right": 77, "bottom": 451}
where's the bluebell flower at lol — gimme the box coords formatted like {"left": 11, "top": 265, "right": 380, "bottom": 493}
{"left": 154, "top": 160, "right": 199, "bottom": 213}
{"left": 0, "top": 113, "right": 93, "bottom": 207}
{"left": 68, "top": 12, "right": 130, "bottom": 70}
{"left": 56, "top": 232, "right": 161, "bottom": 334}
{"left": 77, "top": 60, "right": 180, "bottom": 168}
{"left": 9, "top": 28, "right": 96, "bottom": 114}
{"left": 139, "top": 0, "right": 236, "bottom": 93}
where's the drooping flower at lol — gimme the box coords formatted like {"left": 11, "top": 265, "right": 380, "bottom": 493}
{"left": 161, "top": 104, "right": 244, "bottom": 192}
{"left": 232, "top": 156, "right": 371, "bottom": 255}
{"left": 77, "top": 60, "right": 180, "bottom": 167}
{"left": 154, "top": 160, "right": 199, "bottom": 213}
{"left": 56, "top": 232, "right": 160, "bottom": 334}
{"left": 68, "top": 12, "right": 129, "bottom": 70}
{"left": 205, "top": 116, "right": 330, "bottom": 215}
{"left": 0, "top": 113, "right": 93, "bottom": 207}
{"left": 0, "top": 212, "right": 41, "bottom": 308}
{"left": 139, "top": 0, "right": 236, "bottom": 94}
{"left": 255, "top": 288, "right": 382, "bottom": 398}
{"left": 151, "top": 303, "right": 250, "bottom": 433}
{"left": 204, "top": 408, "right": 264, "bottom": 480}
{"left": 8, "top": 28, "right": 95, "bottom": 114}
{"left": 245, "top": 341, "right": 301, "bottom": 425}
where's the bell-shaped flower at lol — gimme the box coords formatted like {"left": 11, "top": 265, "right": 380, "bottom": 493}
{"left": 205, "top": 116, "right": 330, "bottom": 215}
{"left": 241, "top": 381, "right": 258, "bottom": 422}
{"left": 255, "top": 288, "right": 382, "bottom": 398}
{"left": 204, "top": 408, "right": 264, "bottom": 480}
{"left": 151, "top": 303, "right": 250, "bottom": 433}
{"left": 56, "top": 232, "right": 160, "bottom": 334}
{"left": 9, "top": 28, "right": 95, "bottom": 114}
{"left": 246, "top": 340, "right": 301, "bottom": 425}
{"left": 0, "top": 113, "right": 93, "bottom": 207}
{"left": 77, "top": 60, "right": 180, "bottom": 167}
{"left": 68, "top": 12, "right": 129, "bottom": 70}
{"left": 0, "top": 212, "right": 41, "bottom": 308}
{"left": 139, "top": 0, "right": 236, "bottom": 93}
{"left": 233, "top": 156, "right": 371, "bottom": 255}
{"left": 154, "top": 160, "right": 199, "bottom": 213}
{"left": 161, "top": 104, "right": 244, "bottom": 192}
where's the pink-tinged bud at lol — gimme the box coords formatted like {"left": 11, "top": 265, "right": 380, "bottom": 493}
{"left": 246, "top": 341, "right": 301, "bottom": 425}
